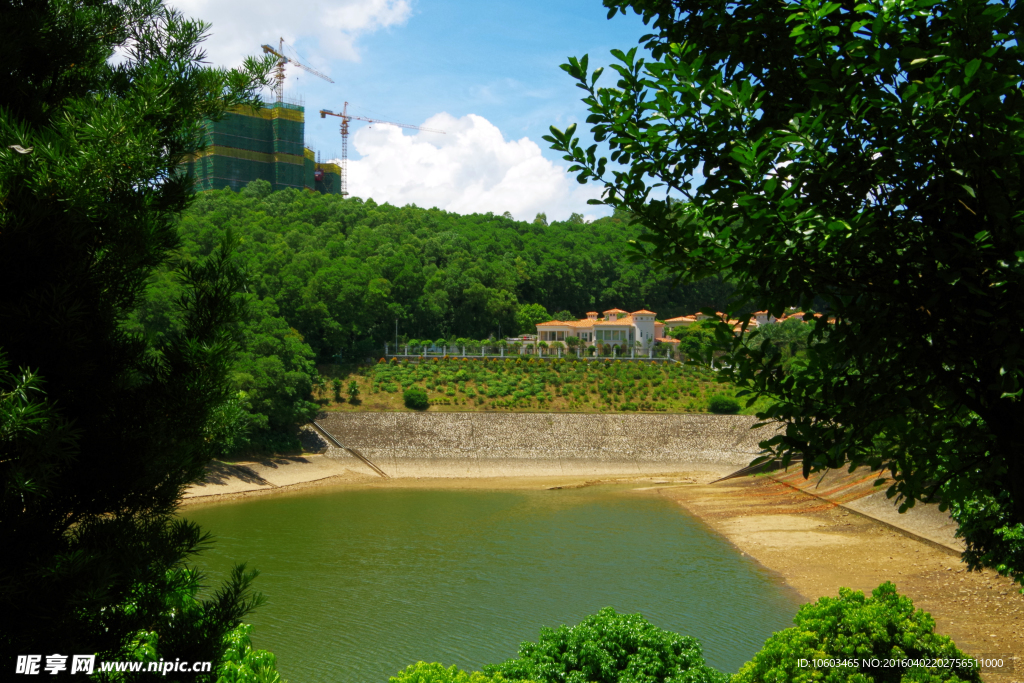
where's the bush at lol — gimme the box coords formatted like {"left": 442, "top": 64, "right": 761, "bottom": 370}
{"left": 733, "top": 583, "right": 981, "bottom": 683}
{"left": 218, "top": 624, "right": 286, "bottom": 683}
{"left": 391, "top": 662, "right": 521, "bottom": 683}
{"left": 707, "top": 395, "right": 740, "bottom": 414}
{"left": 483, "top": 607, "right": 726, "bottom": 683}
{"left": 403, "top": 386, "right": 429, "bottom": 410}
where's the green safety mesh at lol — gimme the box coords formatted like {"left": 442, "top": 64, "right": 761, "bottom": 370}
{"left": 304, "top": 157, "right": 315, "bottom": 190}
{"left": 189, "top": 102, "right": 340, "bottom": 195}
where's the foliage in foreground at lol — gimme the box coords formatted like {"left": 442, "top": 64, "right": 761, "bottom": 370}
{"left": 398, "top": 586, "right": 980, "bottom": 683}
{"left": 733, "top": 583, "right": 981, "bottom": 683}
{"left": 217, "top": 624, "right": 287, "bottom": 683}
{"left": 392, "top": 662, "right": 522, "bottom": 683}
{"left": 0, "top": 0, "right": 270, "bottom": 671}
{"left": 483, "top": 607, "right": 727, "bottom": 683}
{"left": 550, "top": 0, "right": 1024, "bottom": 581}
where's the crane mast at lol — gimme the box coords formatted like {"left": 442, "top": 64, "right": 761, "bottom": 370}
{"left": 320, "top": 102, "right": 445, "bottom": 197}
{"left": 261, "top": 37, "right": 334, "bottom": 102}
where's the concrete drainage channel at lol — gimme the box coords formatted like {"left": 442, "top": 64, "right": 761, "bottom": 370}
{"left": 309, "top": 421, "right": 390, "bottom": 478}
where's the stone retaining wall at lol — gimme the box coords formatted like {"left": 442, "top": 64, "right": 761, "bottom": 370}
{"left": 316, "top": 412, "right": 773, "bottom": 478}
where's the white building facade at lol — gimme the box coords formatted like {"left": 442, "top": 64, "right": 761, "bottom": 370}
{"left": 536, "top": 308, "right": 665, "bottom": 352}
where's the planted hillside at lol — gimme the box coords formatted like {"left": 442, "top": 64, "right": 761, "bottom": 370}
{"left": 321, "top": 357, "right": 741, "bottom": 414}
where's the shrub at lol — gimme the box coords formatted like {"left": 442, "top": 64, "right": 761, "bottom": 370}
{"left": 391, "top": 662, "right": 523, "bottom": 683}
{"left": 707, "top": 395, "right": 740, "bottom": 414}
{"left": 403, "top": 386, "right": 429, "bottom": 410}
{"left": 218, "top": 624, "right": 286, "bottom": 683}
{"left": 733, "top": 583, "right": 981, "bottom": 683}
{"left": 484, "top": 607, "right": 726, "bottom": 683}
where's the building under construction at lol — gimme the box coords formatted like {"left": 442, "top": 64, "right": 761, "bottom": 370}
{"left": 185, "top": 101, "right": 342, "bottom": 196}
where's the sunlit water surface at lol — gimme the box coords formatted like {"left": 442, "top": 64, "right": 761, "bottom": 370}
{"left": 184, "top": 485, "right": 800, "bottom": 682}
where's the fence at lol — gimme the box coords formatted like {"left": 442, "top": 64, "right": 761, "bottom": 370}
{"left": 382, "top": 343, "right": 680, "bottom": 363}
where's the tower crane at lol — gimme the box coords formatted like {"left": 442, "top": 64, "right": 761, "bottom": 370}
{"left": 261, "top": 37, "right": 334, "bottom": 102}
{"left": 320, "top": 102, "right": 445, "bottom": 197}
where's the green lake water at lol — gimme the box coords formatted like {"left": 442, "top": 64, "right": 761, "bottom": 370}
{"left": 183, "top": 485, "right": 801, "bottom": 682}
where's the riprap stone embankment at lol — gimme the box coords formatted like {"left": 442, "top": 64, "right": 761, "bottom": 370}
{"left": 315, "top": 412, "right": 772, "bottom": 478}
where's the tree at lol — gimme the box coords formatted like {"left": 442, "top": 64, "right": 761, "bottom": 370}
{"left": 0, "top": 0, "right": 270, "bottom": 670}
{"left": 549, "top": 0, "right": 1024, "bottom": 582}
{"left": 347, "top": 379, "right": 360, "bottom": 404}
{"left": 734, "top": 583, "right": 980, "bottom": 683}
{"left": 484, "top": 607, "right": 726, "bottom": 683}
{"left": 670, "top": 321, "right": 720, "bottom": 362}
{"left": 516, "top": 303, "right": 552, "bottom": 333}
{"left": 565, "top": 336, "right": 581, "bottom": 355}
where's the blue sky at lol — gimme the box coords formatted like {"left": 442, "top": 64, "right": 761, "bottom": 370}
{"left": 174, "top": 0, "right": 652, "bottom": 220}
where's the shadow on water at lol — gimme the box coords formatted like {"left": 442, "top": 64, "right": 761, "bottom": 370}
{"left": 183, "top": 485, "right": 801, "bottom": 683}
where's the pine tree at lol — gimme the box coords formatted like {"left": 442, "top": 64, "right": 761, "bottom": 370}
{"left": 0, "top": 0, "right": 272, "bottom": 672}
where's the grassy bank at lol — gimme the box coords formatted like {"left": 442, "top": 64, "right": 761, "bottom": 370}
{"left": 317, "top": 357, "right": 748, "bottom": 414}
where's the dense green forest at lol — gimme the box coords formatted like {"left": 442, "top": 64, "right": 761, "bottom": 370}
{"left": 129, "top": 180, "right": 741, "bottom": 451}
{"left": 161, "top": 180, "right": 736, "bottom": 358}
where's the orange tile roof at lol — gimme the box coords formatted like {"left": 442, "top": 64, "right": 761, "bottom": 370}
{"left": 603, "top": 308, "right": 628, "bottom": 314}
{"left": 655, "top": 337, "right": 680, "bottom": 344}
{"left": 665, "top": 315, "right": 697, "bottom": 322}
{"left": 536, "top": 319, "right": 591, "bottom": 327}
{"left": 631, "top": 309, "right": 657, "bottom": 315}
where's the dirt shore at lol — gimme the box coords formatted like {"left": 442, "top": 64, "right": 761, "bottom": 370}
{"left": 181, "top": 460, "right": 1022, "bottom": 682}
{"left": 640, "top": 476, "right": 1023, "bottom": 683}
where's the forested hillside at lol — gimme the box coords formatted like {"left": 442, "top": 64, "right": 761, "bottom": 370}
{"left": 164, "top": 180, "right": 735, "bottom": 356}
{"left": 129, "top": 181, "right": 740, "bottom": 451}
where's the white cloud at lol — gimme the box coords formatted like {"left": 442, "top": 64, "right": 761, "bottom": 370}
{"left": 342, "top": 113, "right": 606, "bottom": 222}
{"left": 168, "top": 0, "right": 411, "bottom": 70}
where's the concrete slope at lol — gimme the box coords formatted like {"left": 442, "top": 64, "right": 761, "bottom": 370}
{"left": 316, "top": 412, "right": 778, "bottom": 478}
{"left": 770, "top": 467, "right": 964, "bottom": 553}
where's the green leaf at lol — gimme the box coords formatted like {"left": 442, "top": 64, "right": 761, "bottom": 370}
{"left": 964, "top": 58, "right": 982, "bottom": 82}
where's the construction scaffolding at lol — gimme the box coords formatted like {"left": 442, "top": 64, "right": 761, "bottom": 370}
{"left": 185, "top": 101, "right": 341, "bottom": 196}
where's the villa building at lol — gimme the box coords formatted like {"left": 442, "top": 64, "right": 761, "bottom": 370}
{"left": 536, "top": 309, "right": 667, "bottom": 351}
{"left": 534, "top": 307, "right": 822, "bottom": 354}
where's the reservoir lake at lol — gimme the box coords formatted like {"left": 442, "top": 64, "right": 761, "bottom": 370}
{"left": 183, "top": 485, "right": 801, "bottom": 682}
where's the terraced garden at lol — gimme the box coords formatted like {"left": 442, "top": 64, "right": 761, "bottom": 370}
{"left": 318, "top": 357, "right": 747, "bottom": 414}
